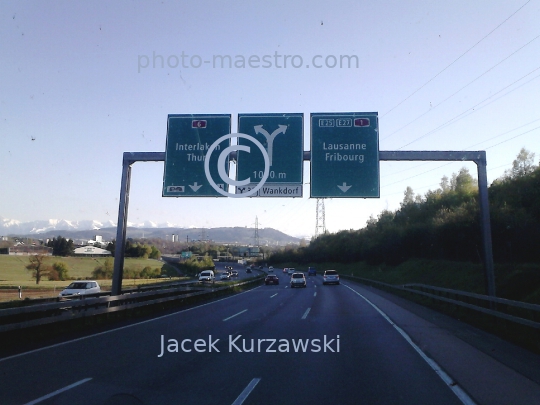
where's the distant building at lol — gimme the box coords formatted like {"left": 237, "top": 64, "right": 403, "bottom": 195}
{"left": 7, "top": 245, "right": 53, "bottom": 256}
{"left": 73, "top": 246, "right": 111, "bottom": 257}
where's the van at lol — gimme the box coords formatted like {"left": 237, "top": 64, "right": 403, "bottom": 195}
{"left": 198, "top": 270, "right": 215, "bottom": 282}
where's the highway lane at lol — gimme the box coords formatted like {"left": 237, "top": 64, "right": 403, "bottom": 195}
{"left": 1, "top": 270, "right": 539, "bottom": 404}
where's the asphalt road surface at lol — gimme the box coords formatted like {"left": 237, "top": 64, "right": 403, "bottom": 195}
{"left": 1, "top": 269, "right": 540, "bottom": 405}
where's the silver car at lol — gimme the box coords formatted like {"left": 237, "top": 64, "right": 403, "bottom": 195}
{"left": 323, "top": 270, "right": 340, "bottom": 285}
{"left": 58, "top": 281, "right": 101, "bottom": 297}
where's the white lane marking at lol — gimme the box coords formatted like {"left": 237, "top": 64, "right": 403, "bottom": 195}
{"left": 343, "top": 284, "right": 476, "bottom": 405}
{"left": 231, "top": 378, "right": 261, "bottom": 405}
{"left": 301, "top": 307, "right": 311, "bottom": 320}
{"left": 0, "top": 286, "right": 262, "bottom": 363}
{"left": 223, "top": 309, "right": 248, "bottom": 322}
{"left": 314, "top": 292, "right": 317, "bottom": 297}
{"left": 270, "top": 293, "right": 278, "bottom": 298}
{"left": 24, "top": 378, "right": 92, "bottom": 405}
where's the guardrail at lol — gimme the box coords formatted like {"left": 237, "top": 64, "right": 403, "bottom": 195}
{"left": 341, "top": 275, "right": 540, "bottom": 330}
{"left": 0, "top": 276, "right": 264, "bottom": 333}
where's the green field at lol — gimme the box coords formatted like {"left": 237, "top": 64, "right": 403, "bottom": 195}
{"left": 0, "top": 255, "right": 182, "bottom": 290}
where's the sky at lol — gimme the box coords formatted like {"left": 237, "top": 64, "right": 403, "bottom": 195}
{"left": 1, "top": 0, "right": 540, "bottom": 240}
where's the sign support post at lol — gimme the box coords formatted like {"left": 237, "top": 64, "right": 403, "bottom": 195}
{"left": 112, "top": 152, "right": 164, "bottom": 296}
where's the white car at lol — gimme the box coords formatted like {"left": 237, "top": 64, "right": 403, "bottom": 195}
{"left": 220, "top": 272, "right": 231, "bottom": 280}
{"left": 268, "top": 266, "right": 274, "bottom": 272}
{"left": 290, "top": 273, "right": 306, "bottom": 288}
{"left": 58, "top": 281, "right": 101, "bottom": 297}
{"left": 287, "top": 268, "right": 296, "bottom": 275}
{"left": 198, "top": 270, "right": 215, "bottom": 282}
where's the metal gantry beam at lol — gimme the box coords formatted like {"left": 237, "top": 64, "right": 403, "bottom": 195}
{"left": 111, "top": 150, "right": 495, "bottom": 297}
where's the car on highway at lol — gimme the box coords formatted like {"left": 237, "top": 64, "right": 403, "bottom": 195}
{"left": 220, "top": 272, "right": 231, "bottom": 280}
{"left": 283, "top": 268, "right": 288, "bottom": 273}
{"left": 268, "top": 266, "right": 274, "bottom": 272}
{"left": 308, "top": 267, "right": 316, "bottom": 276}
{"left": 290, "top": 272, "right": 306, "bottom": 288}
{"left": 265, "top": 275, "right": 279, "bottom": 285}
{"left": 58, "top": 281, "right": 101, "bottom": 297}
{"left": 287, "top": 268, "right": 296, "bottom": 275}
{"left": 231, "top": 270, "right": 238, "bottom": 277}
{"left": 246, "top": 268, "right": 252, "bottom": 273}
{"left": 323, "top": 270, "right": 340, "bottom": 285}
{"left": 198, "top": 270, "right": 215, "bottom": 282}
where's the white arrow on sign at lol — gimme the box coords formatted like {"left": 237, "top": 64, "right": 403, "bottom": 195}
{"left": 254, "top": 124, "right": 287, "bottom": 166}
{"left": 189, "top": 182, "right": 203, "bottom": 192}
{"left": 337, "top": 182, "right": 352, "bottom": 193}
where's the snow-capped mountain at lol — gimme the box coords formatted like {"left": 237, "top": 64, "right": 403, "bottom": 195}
{"left": 1, "top": 217, "right": 174, "bottom": 235}
{"left": 0, "top": 217, "right": 302, "bottom": 245}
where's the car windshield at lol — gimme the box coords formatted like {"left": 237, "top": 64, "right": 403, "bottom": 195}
{"left": 292, "top": 274, "right": 303, "bottom": 278}
{"left": 325, "top": 271, "right": 338, "bottom": 275}
{"left": 66, "top": 282, "right": 88, "bottom": 289}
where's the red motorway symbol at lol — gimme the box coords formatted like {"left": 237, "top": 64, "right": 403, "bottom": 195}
{"left": 354, "top": 118, "right": 370, "bottom": 127}
{"left": 192, "top": 120, "right": 207, "bottom": 128}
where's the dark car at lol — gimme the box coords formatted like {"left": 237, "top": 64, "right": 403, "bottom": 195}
{"left": 308, "top": 267, "right": 316, "bottom": 276}
{"left": 265, "top": 275, "right": 279, "bottom": 285}
{"left": 246, "top": 268, "right": 252, "bottom": 273}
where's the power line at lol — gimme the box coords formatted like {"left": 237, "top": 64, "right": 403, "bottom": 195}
{"left": 465, "top": 117, "right": 540, "bottom": 150}
{"left": 381, "top": 0, "right": 532, "bottom": 119}
{"left": 385, "top": 38, "right": 540, "bottom": 143}
{"left": 395, "top": 67, "right": 540, "bottom": 149}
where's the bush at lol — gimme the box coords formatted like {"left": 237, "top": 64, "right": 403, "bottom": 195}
{"left": 92, "top": 258, "right": 114, "bottom": 279}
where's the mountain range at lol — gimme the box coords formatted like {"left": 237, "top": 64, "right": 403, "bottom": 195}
{"left": 1, "top": 218, "right": 303, "bottom": 245}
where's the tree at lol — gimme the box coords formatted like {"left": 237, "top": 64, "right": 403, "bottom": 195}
{"left": 506, "top": 147, "right": 536, "bottom": 179}
{"left": 92, "top": 257, "right": 114, "bottom": 279}
{"left": 451, "top": 167, "right": 477, "bottom": 193}
{"left": 47, "top": 236, "right": 74, "bottom": 256}
{"left": 53, "top": 262, "right": 69, "bottom": 280}
{"left": 149, "top": 245, "right": 161, "bottom": 260}
{"left": 26, "top": 255, "right": 49, "bottom": 284}
{"left": 440, "top": 175, "right": 450, "bottom": 192}
{"left": 106, "top": 240, "right": 116, "bottom": 257}
{"left": 401, "top": 186, "right": 415, "bottom": 207}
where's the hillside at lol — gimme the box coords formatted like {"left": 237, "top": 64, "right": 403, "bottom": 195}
{"left": 5, "top": 226, "right": 301, "bottom": 246}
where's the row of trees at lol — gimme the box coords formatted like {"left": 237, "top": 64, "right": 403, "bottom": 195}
{"left": 47, "top": 236, "right": 75, "bottom": 256}
{"left": 270, "top": 148, "right": 540, "bottom": 266}
{"left": 105, "top": 240, "right": 161, "bottom": 260}
{"left": 91, "top": 258, "right": 169, "bottom": 280}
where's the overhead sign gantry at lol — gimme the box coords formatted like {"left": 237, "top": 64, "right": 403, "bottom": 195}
{"left": 112, "top": 112, "right": 495, "bottom": 300}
